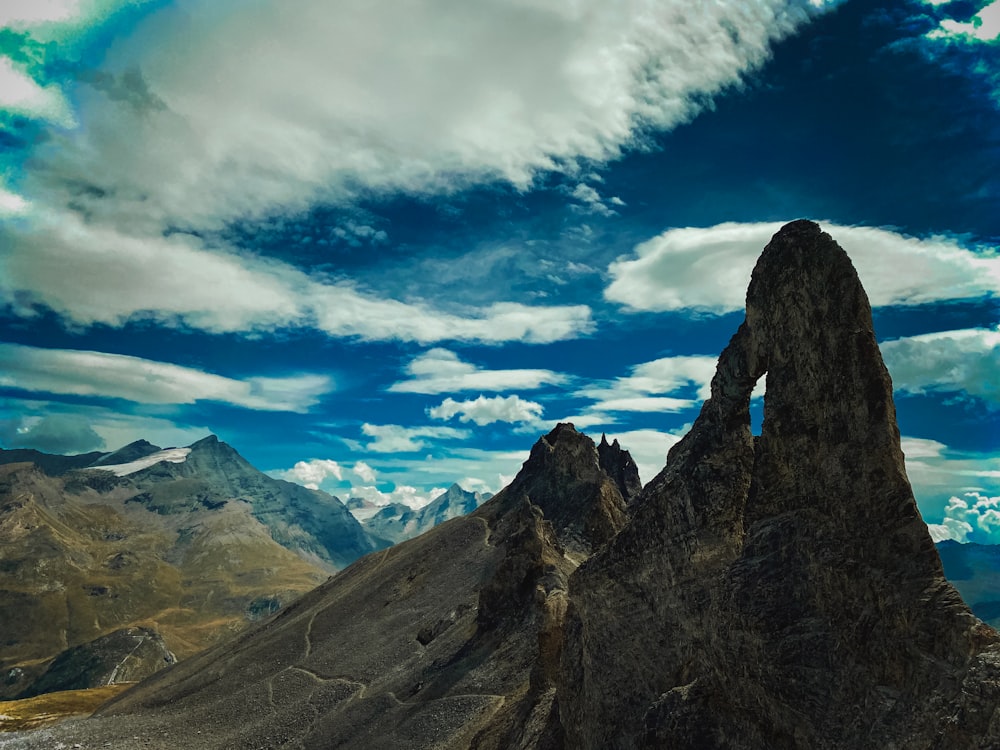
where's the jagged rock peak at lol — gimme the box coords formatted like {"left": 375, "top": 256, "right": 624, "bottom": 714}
{"left": 500, "top": 423, "right": 627, "bottom": 555}
{"left": 597, "top": 431, "right": 642, "bottom": 502}
{"left": 561, "top": 220, "right": 1000, "bottom": 749}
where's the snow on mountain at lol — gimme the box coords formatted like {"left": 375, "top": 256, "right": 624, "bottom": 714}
{"left": 92, "top": 447, "right": 192, "bottom": 476}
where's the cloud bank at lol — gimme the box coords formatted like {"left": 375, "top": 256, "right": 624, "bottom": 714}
{"left": 390, "top": 349, "right": 566, "bottom": 395}
{"left": 0, "top": 342, "right": 333, "bottom": 412}
{"left": 606, "top": 222, "right": 1000, "bottom": 314}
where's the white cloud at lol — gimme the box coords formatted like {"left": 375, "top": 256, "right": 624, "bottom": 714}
{"left": 0, "top": 56, "right": 75, "bottom": 126}
{"left": 0, "top": 398, "right": 211, "bottom": 454}
{"left": 577, "top": 355, "right": 717, "bottom": 414}
{"left": 926, "top": 1, "right": 1000, "bottom": 42}
{"left": 275, "top": 459, "right": 343, "bottom": 491}
{"left": 352, "top": 460, "right": 377, "bottom": 483}
{"left": 569, "top": 183, "right": 622, "bottom": 216}
{"left": 28, "top": 0, "right": 832, "bottom": 232}
{"left": 605, "top": 222, "right": 1000, "bottom": 314}
{"left": 881, "top": 328, "right": 1000, "bottom": 406}
{"left": 0, "top": 342, "right": 333, "bottom": 412}
{"left": 349, "top": 483, "right": 447, "bottom": 511}
{"left": 361, "top": 423, "right": 469, "bottom": 453}
{"left": 927, "top": 493, "right": 1000, "bottom": 544}
{"left": 429, "top": 394, "right": 544, "bottom": 426}
{"left": 389, "top": 348, "right": 566, "bottom": 394}
{"left": 1, "top": 211, "right": 591, "bottom": 343}
{"left": 902, "top": 436, "right": 1000, "bottom": 527}
{"left": 311, "top": 296, "right": 593, "bottom": 345}
{"left": 0, "top": 185, "right": 29, "bottom": 216}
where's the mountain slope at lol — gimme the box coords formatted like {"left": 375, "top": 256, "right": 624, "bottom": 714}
{"left": 1, "top": 424, "right": 629, "bottom": 748}
{"left": 0, "top": 435, "right": 379, "bottom": 700}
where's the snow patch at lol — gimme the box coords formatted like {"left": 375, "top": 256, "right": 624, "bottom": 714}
{"left": 94, "top": 448, "right": 192, "bottom": 476}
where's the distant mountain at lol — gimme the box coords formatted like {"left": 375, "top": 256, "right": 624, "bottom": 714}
{"left": 0, "top": 434, "right": 381, "bottom": 699}
{"left": 350, "top": 483, "right": 491, "bottom": 545}
{"left": 937, "top": 540, "right": 1000, "bottom": 629}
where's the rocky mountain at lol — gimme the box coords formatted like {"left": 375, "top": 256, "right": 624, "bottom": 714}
{"left": 5, "top": 221, "right": 999, "bottom": 748}
{"left": 350, "top": 483, "right": 492, "bottom": 545}
{"left": 0, "top": 435, "right": 380, "bottom": 700}
{"left": 938, "top": 540, "right": 1000, "bottom": 630}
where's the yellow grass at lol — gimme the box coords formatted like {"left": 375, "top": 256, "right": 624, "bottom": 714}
{"left": 0, "top": 684, "right": 133, "bottom": 732}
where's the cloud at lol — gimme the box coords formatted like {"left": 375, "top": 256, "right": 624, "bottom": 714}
{"left": 902, "top": 436, "right": 1000, "bottom": 527}
{"left": 0, "top": 56, "right": 75, "bottom": 126}
{"left": 349, "top": 483, "right": 447, "bottom": 511}
{"left": 274, "top": 458, "right": 343, "bottom": 491}
{"left": 0, "top": 413, "right": 106, "bottom": 454}
{"left": 0, "top": 400, "right": 212, "bottom": 454}
{"left": 605, "top": 222, "right": 1000, "bottom": 314}
{"left": 361, "top": 423, "right": 469, "bottom": 453}
{"left": 23, "top": 0, "right": 833, "bottom": 232}
{"left": 881, "top": 328, "right": 1000, "bottom": 406}
{"left": 569, "top": 183, "right": 623, "bottom": 217}
{"left": 352, "top": 460, "right": 377, "bottom": 483}
{"left": 927, "top": 493, "right": 1000, "bottom": 544}
{"left": 429, "top": 394, "right": 544, "bottom": 426}
{"left": 389, "top": 348, "right": 566, "bottom": 395}
{"left": 576, "top": 355, "right": 717, "bottom": 413}
{"left": 0, "top": 342, "right": 334, "bottom": 412}
{"left": 1, "top": 212, "right": 591, "bottom": 343}
{"left": 926, "top": 1, "right": 1000, "bottom": 43}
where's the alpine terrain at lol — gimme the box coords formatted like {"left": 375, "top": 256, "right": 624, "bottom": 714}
{"left": 4, "top": 221, "right": 998, "bottom": 749}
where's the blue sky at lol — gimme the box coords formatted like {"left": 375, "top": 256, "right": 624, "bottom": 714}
{"left": 0, "top": 0, "right": 998, "bottom": 540}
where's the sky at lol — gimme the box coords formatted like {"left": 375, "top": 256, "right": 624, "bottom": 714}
{"left": 0, "top": 0, "right": 998, "bottom": 541}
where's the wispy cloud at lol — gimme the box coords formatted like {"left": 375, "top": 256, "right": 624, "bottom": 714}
{"left": 0, "top": 342, "right": 333, "bottom": 412}
{"left": 1, "top": 211, "right": 592, "bottom": 343}
{"left": 361, "top": 423, "right": 469, "bottom": 453}
{"left": 882, "top": 328, "right": 1000, "bottom": 406}
{"left": 576, "top": 355, "right": 717, "bottom": 414}
{"left": 389, "top": 348, "right": 566, "bottom": 395}
{"left": 605, "top": 222, "right": 1000, "bottom": 314}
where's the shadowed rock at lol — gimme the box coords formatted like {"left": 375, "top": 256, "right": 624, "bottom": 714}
{"left": 19, "top": 627, "right": 176, "bottom": 698}
{"left": 560, "top": 219, "right": 1000, "bottom": 749}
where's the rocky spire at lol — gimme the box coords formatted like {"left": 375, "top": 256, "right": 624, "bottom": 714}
{"left": 597, "top": 433, "right": 642, "bottom": 503}
{"left": 560, "top": 220, "right": 1000, "bottom": 749}
{"left": 501, "top": 423, "right": 628, "bottom": 556}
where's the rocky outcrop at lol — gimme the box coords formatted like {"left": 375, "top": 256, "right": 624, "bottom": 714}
{"left": 560, "top": 219, "right": 1000, "bottom": 749}
{"left": 498, "top": 423, "right": 630, "bottom": 558}
{"left": 19, "top": 627, "right": 176, "bottom": 698}
{"left": 597, "top": 433, "right": 642, "bottom": 503}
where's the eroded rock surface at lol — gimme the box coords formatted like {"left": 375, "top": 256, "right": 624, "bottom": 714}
{"left": 560, "top": 219, "right": 1000, "bottom": 749}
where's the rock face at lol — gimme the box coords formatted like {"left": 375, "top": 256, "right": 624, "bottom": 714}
{"left": 500, "top": 423, "right": 631, "bottom": 558}
{"left": 560, "top": 220, "right": 1000, "bottom": 749}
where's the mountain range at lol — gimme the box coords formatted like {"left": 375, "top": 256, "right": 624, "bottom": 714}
{"left": 0, "top": 435, "right": 380, "bottom": 700}
{"left": 3, "top": 220, "right": 996, "bottom": 748}
{"left": 347, "top": 483, "right": 492, "bottom": 545}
